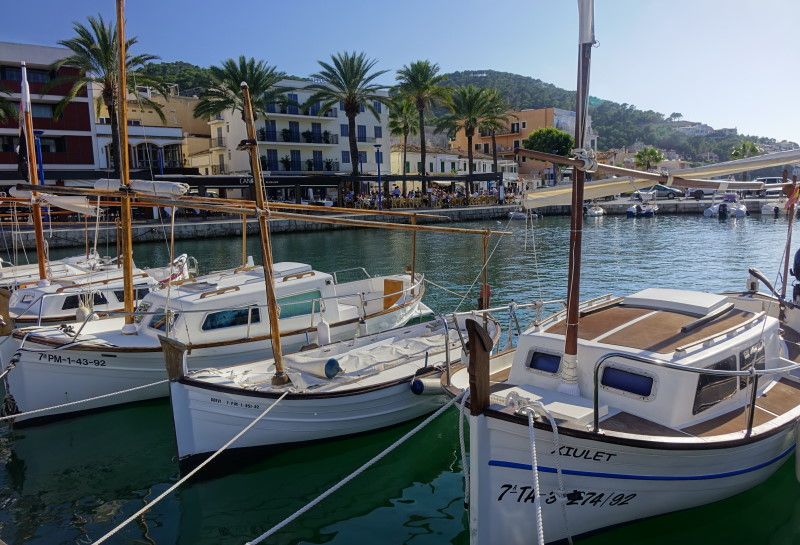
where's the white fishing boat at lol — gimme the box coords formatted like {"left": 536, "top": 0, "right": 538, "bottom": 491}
{"left": 761, "top": 201, "right": 784, "bottom": 217}
{"left": 166, "top": 311, "right": 501, "bottom": 466}
{"left": 451, "top": 2, "right": 800, "bottom": 543}
{"left": 704, "top": 193, "right": 748, "bottom": 218}
{"left": 0, "top": 263, "right": 427, "bottom": 423}
{"left": 1, "top": 254, "right": 194, "bottom": 328}
{"left": 0, "top": 252, "right": 122, "bottom": 290}
{"left": 625, "top": 202, "right": 657, "bottom": 218}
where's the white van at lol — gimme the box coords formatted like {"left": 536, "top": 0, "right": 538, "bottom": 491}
{"left": 754, "top": 177, "right": 786, "bottom": 197}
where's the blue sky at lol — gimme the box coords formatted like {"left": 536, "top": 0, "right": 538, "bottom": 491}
{"left": 5, "top": 0, "right": 798, "bottom": 142}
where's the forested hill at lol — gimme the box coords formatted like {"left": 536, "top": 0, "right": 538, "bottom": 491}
{"left": 442, "top": 70, "right": 790, "bottom": 162}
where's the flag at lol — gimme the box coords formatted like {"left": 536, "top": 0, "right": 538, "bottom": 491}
{"left": 786, "top": 185, "right": 799, "bottom": 210}
{"left": 16, "top": 62, "right": 32, "bottom": 182}
{"left": 578, "top": 0, "right": 595, "bottom": 45}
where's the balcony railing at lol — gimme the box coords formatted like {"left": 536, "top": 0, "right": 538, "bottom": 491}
{"left": 301, "top": 132, "right": 338, "bottom": 144}
{"left": 211, "top": 114, "right": 224, "bottom": 122}
{"left": 267, "top": 158, "right": 340, "bottom": 172}
{"left": 211, "top": 165, "right": 226, "bottom": 175}
{"left": 257, "top": 128, "right": 278, "bottom": 142}
{"left": 266, "top": 104, "right": 338, "bottom": 118}
{"left": 209, "top": 137, "right": 227, "bottom": 148}
{"left": 356, "top": 135, "right": 377, "bottom": 143}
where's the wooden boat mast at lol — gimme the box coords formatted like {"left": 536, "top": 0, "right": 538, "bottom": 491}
{"left": 560, "top": 0, "right": 595, "bottom": 395}
{"left": 240, "top": 82, "right": 289, "bottom": 386}
{"left": 116, "top": 0, "right": 136, "bottom": 330}
{"left": 20, "top": 63, "right": 47, "bottom": 281}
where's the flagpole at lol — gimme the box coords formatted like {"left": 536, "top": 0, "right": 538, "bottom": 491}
{"left": 116, "top": 0, "right": 136, "bottom": 332}
{"left": 20, "top": 62, "right": 47, "bottom": 282}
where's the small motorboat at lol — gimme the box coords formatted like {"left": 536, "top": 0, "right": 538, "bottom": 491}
{"left": 761, "top": 201, "right": 783, "bottom": 218}
{"left": 585, "top": 204, "right": 605, "bottom": 217}
{"left": 509, "top": 208, "right": 536, "bottom": 220}
{"left": 704, "top": 193, "right": 748, "bottom": 218}
{"left": 625, "top": 203, "right": 657, "bottom": 218}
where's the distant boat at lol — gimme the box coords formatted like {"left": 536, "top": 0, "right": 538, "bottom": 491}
{"left": 626, "top": 202, "right": 657, "bottom": 218}
{"left": 704, "top": 193, "right": 747, "bottom": 218}
{"left": 585, "top": 203, "right": 605, "bottom": 217}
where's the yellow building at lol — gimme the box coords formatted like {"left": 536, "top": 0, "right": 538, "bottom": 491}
{"left": 93, "top": 83, "right": 210, "bottom": 172}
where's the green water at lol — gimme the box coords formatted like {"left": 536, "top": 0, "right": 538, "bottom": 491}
{"left": 3, "top": 214, "right": 800, "bottom": 544}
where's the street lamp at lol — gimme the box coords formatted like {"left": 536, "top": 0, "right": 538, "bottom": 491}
{"left": 374, "top": 142, "right": 383, "bottom": 210}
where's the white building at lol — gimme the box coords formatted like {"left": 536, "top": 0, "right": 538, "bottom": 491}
{"left": 207, "top": 78, "right": 390, "bottom": 176}
{"left": 390, "top": 144, "right": 518, "bottom": 189}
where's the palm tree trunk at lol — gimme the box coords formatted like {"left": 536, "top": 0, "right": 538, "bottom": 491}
{"left": 417, "top": 105, "right": 426, "bottom": 194}
{"left": 402, "top": 132, "right": 408, "bottom": 196}
{"left": 467, "top": 133, "right": 474, "bottom": 198}
{"left": 105, "top": 90, "right": 121, "bottom": 178}
{"left": 491, "top": 131, "right": 498, "bottom": 174}
{"left": 348, "top": 113, "right": 359, "bottom": 195}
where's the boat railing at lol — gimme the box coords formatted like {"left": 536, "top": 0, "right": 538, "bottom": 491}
{"left": 591, "top": 351, "right": 800, "bottom": 436}
{"left": 331, "top": 267, "right": 371, "bottom": 284}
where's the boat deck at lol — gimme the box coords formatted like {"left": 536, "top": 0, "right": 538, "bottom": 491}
{"left": 545, "top": 303, "right": 755, "bottom": 353}
{"left": 601, "top": 378, "right": 800, "bottom": 438}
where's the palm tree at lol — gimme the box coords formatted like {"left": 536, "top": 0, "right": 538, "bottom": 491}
{"left": 395, "top": 60, "right": 450, "bottom": 192}
{"left": 388, "top": 96, "right": 419, "bottom": 196}
{"left": 478, "top": 89, "right": 513, "bottom": 175}
{"left": 194, "top": 56, "right": 286, "bottom": 121}
{"left": 634, "top": 146, "right": 665, "bottom": 171}
{"left": 730, "top": 140, "right": 761, "bottom": 180}
{"left": 0, "top": 86, "right": 16, "bottom": 122}
{"left": 305, "top": 51, "right": 388, "bottom": 182}
{"left": 51, "top": 14, "right": 168, "bottom": 177}
{"left": 436, "top": 85, "right": 493, "bottom": 195}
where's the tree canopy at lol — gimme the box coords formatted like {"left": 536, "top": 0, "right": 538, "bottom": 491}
{"left": 522, "top": 127, "right": 574, "bottom": 156}
{"left": 634, "top": 147, "right": 665, "bottom": 170}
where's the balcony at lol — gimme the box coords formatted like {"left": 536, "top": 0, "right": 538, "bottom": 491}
{"left": 209, "top": 136, "right": 227, "bottom": 148}
{"left": 356, "top": 136, "right": 378, "bottom": 144}
{"left": 210, "top": 165, "right": 227, "bottom": 175}
{"left": 260, "top": 128, "right": 338, "bottom": 145}
{"left": 265, "top": 104, "right": 338, "bottom": 119}
{"left": 209, "top": 114, "right": 225, "bottom": 123}
{"left": 265, "top": 156, "right": 340, "bottom": 173}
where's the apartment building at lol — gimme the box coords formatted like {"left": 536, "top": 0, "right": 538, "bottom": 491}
{"left": 93, "top": 83, "right": 210, "bottom": 174}
{"left": 390, "top": 144, "right": 518, "bottom": 190}
{"left": 0, "top": 42, "right": 98, "bottom": 180}
{"left": 450, "top": 107, "right": 598, "bottom": 179}
{"left": 201, "top": 78, "right": 390, "bottom": 176}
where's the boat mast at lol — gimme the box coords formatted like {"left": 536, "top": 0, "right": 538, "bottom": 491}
{"left": 20, "top": 63, "right": 47, "bottom": 281}
{"left": 116, "top": 0, "right": 136, "bottom": 332}
{"left": 559, "top": 0, "right": 595, "bottom": 395}
{"left": 240, "top": 82, "right": 289, "bottom": 386}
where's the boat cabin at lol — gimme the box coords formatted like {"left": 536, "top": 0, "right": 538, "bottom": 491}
{"left": 499, "top": 288, "right": 787, "bottom": 432}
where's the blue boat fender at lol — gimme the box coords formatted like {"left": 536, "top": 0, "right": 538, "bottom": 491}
{"left": 324, "top": 358, "right": 342, "bottom": 379}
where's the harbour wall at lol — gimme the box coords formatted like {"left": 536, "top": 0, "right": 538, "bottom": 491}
{"left": 12, "top": 198, "right": 786, "bottom": 251}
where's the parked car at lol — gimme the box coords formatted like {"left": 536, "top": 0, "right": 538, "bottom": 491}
{"left": 639, "top": 184, "right": 684, "bottom": 200}
{"left": 753, "top": 176, "right": 786, "bottom": 198}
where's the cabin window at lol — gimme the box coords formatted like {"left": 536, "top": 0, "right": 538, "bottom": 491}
{"left": 114, "top": 287, "right": 150, "bottom": 303}
{"left": 149, "top": 308, "right": 179, "bottom": 332}
{"left": 601, "top": 367, "right": 654, "bottom": 397}
{"left": 693, "top": 355, "right": 737, "bottom": 415}
{"left": 62, "top": 295, "right": 80, "bottom": 310}
{"left": 277, "top": 290, "right": 322, "bottom": 319}
{"left": 739, "top": 341, "right": 765, "bottom": 389}
{"left": 93, "top": 292, "right": 108, "bottom": 306}
{"left": 202, "top": 307, "right": 260, "bottom": 330}
{"left": 527, "top": 352, "right": 560, "bottom": 374}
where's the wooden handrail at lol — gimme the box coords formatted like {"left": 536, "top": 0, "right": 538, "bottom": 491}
{"left": 282, "top": 271, "right": 315, "bottom": 282}
{"left": 199, "top": 285, "right": 240, "bottom": 299}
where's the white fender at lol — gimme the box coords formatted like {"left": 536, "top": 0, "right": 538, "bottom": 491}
{"left": 316, "top": 319, "right": 331, "bottom": 346}
{"left": 410, "top": 377, "right": 445, "bottom": 395}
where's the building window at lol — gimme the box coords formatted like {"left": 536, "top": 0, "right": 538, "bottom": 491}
{"left": 373, "top": 100, "right": 382, "bottom": 113}
{"left": 290, "top": 150, "right": 301, "bottom": 170}
{"left": 522, "top": 121, "right": 527, "bottom": 129}
{"left": 340, "top": 124, "right": 349, "bottom": 137}
{"left": 483, "top": 143, "right": 489, "bottom": 154}
{"left": 513, "top": 139, "right": 520, "bottom": 149}
{"left": 474, "top": 144, "right": 481, "bottom": 151}
{"left": 357, "top": 151, "right": 367, "bottom": 165}
{"left": 440, "top": 161, "right": 445, "bottom": 173}
{"left": 522, "top": 156, "right": 527, "bottom": 162}
{"left": 450, "top": 161, "right": 456, "bottom": 172}
{"left": 287, "top": 93, "right": 299, "bottom": 114}
{"left": 429, "top": 162, "right": 433, "bottom": 172}
{"left": 404, "top": 161, "right": 410, "bottom": 173}
{"left": 341, "top": 150, "right": 350, "bottom": 164}
{"left": 511, "top": 122, "right": 520, "bottom": 132}
{"left": 0, "top": 66, "right": 22, "bottom": 81}
{"left": 374, "top": 126, "right": 382, "bottom": 139}
{"left": 359, "top": 103, "right": 365, "bottom": 113}
{"left": 31, "top": 103, "right": 53, "bottom": 118}
{"left": 339, "top": 100, "right": 345, "bottom": 110}
{"left": 40, "top": 137, "right": 66, "bottom": 153}
{"left": 357, "top": 125, "right": 366, "bottom": 142}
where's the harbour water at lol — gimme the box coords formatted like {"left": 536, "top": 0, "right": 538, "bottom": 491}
{"left": 2, "top": 214, "right": 800, "bottom": 544}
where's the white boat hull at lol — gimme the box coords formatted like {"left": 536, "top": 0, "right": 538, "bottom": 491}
{"left": 170, "top": 376, "right": 446, "bottom": 460}
{"left": 469, "top": 413, "right": 794, "bottom": 544}
{"left": 1, "top": 301, "right": 425, "bottom": 423}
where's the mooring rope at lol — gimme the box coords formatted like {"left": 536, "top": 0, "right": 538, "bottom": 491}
{"left": 525, "top": 408, "right": 546, "bottom": 545}
{"left": 458, "top": 388, "right": 470, "bottom": 506}
{"left": 0, "top": 379, "right": 169, "bottom": 423}
{"left": 92, "top": 391, "right": 288, "bottom": 545}
{"left": 245, "top": 391, "right": 465, "bottom": 545}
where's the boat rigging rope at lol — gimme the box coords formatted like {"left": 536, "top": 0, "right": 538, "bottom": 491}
{"left": 524, "top": 408, "right": 546, "bottom": 545}
{"left": 424, "top": 278, "right": 469, "bottom": 299}
{"left": 245, "top": 391, "right": 465, "bottom": 545}
{"left": 458, "top": 388, "right": 470, "bottom": 506}
{"left": 0, "top": 379, "right": 168, "bottom": 423}
{"left": 92, "top": 391, "right": 288, "bottom": 545}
